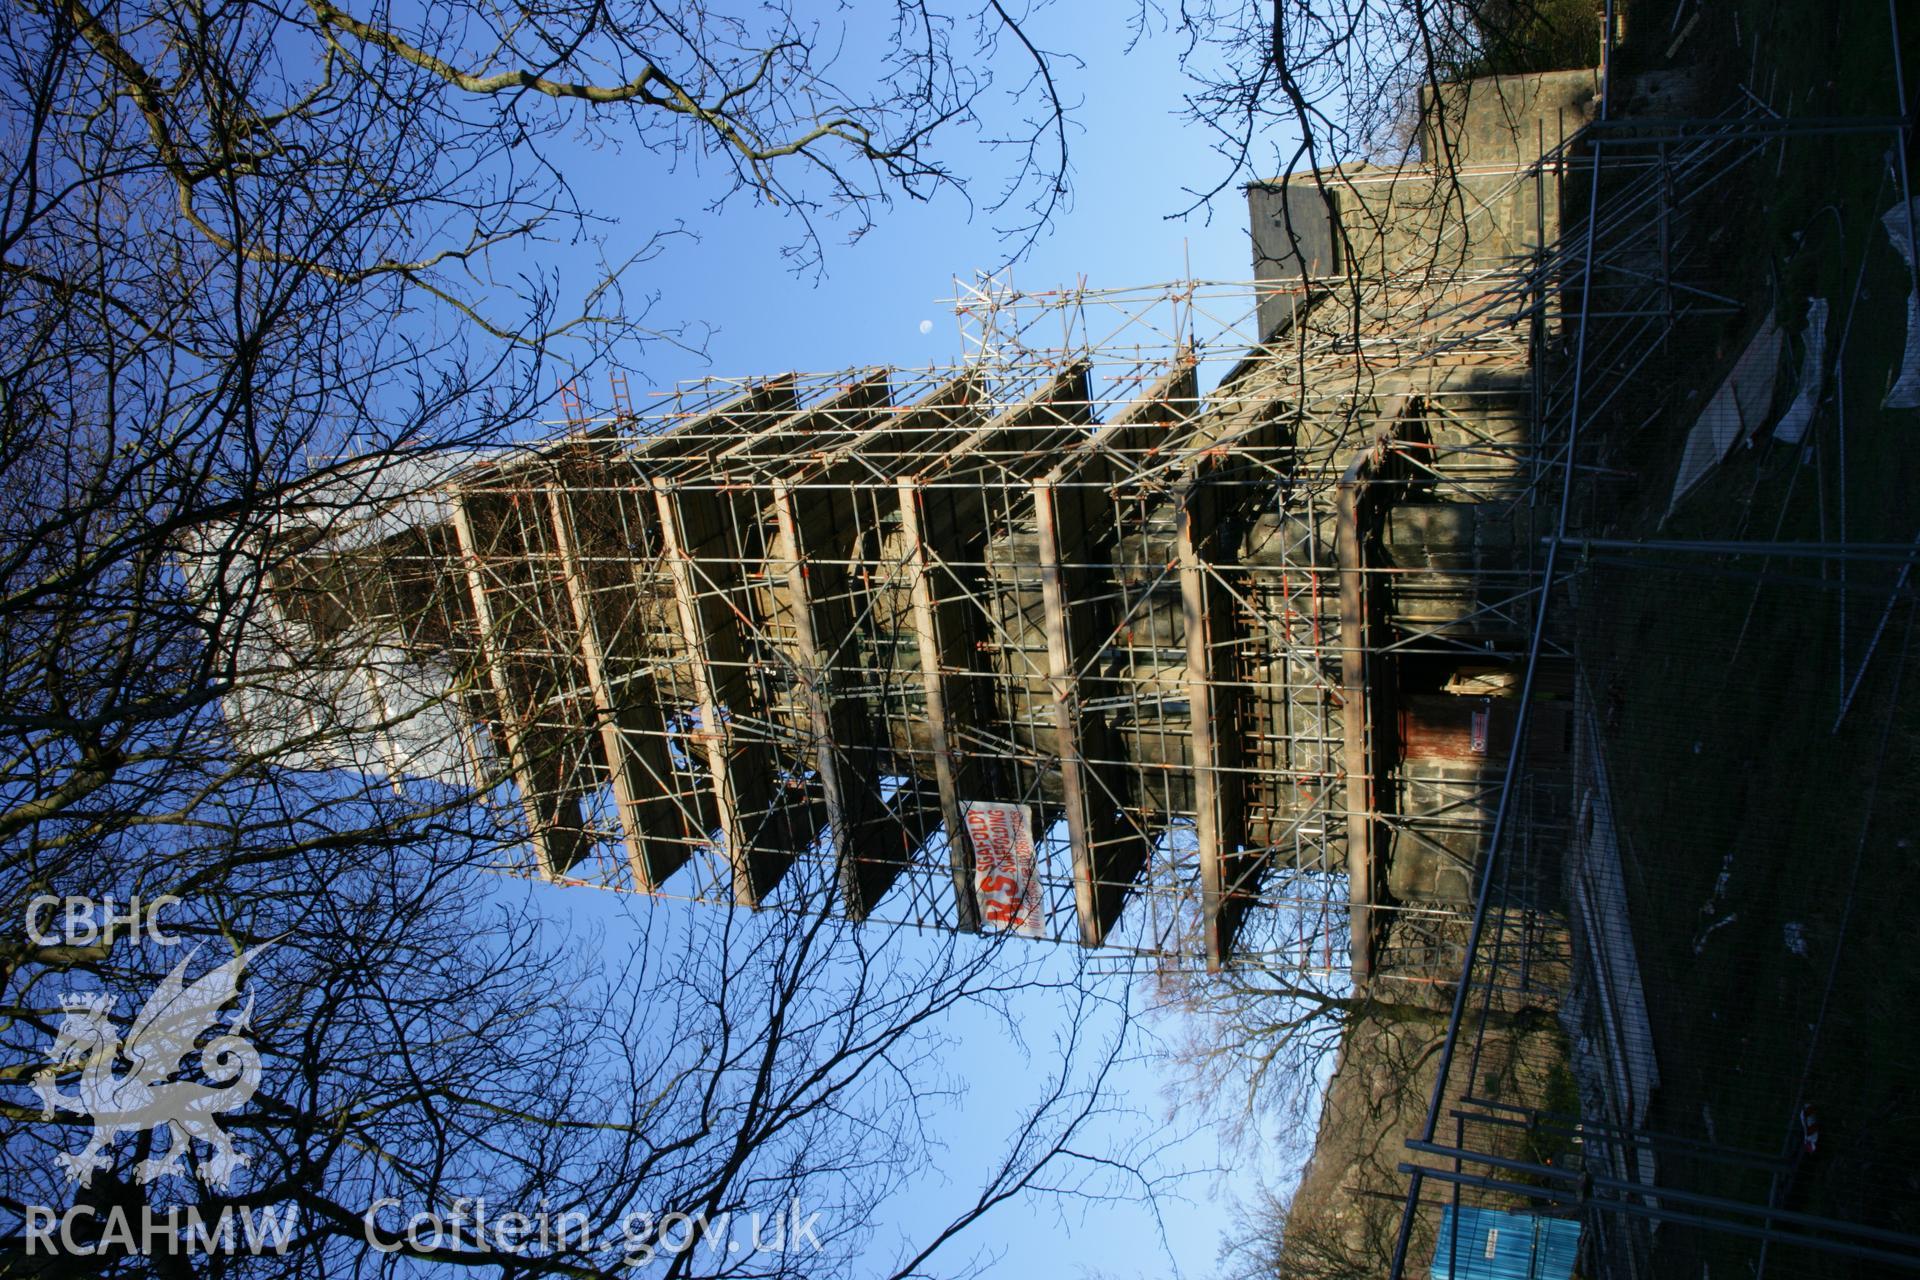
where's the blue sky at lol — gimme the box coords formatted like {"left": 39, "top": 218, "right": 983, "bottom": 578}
{"left": 488, "top": 8, "right": 1311, "bottom": 1275}
{"left": 507, "top": 873, "right": 1308, "bottom": 1280}
{"left": 545, "top": 6, "right": 1275, "bottom": 406}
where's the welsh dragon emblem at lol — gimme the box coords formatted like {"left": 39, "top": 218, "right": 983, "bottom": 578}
{"left": 34, "top": 946, "right": 265, "bottom": 1188}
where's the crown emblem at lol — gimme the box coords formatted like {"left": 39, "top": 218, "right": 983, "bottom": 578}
{"left": 59, "top": 992, "right": 113, "bottom": 1015}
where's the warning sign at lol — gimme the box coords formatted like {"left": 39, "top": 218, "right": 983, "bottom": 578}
{"left": 961, "top": 801, "right": 1044, "bottom": 937}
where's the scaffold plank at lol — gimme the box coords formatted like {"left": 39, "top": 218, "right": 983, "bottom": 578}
{"left": 449, "top": 486, "right": 589, "bottom": 878}
{"left": 1099, "top": 357, "right": 1203, "bottom": 449}
{"left": 919, "top": 362, "right": 1093, "bottom": 496}
{"left": 711, "top": 370, "right": 888, "bottom": 480}
{"left": 632, "top": 375, "right": 799, "bottom": 475}
{"left": 545, "top": 480, "right": 692, "bottom": 892}
{"left": 1336, "top": 452, "right": 1377, "bottom": 985}
{"left": 1033, "top": 478, "right": 1150, "bottom": 947}
{"left": 799, "top": 371, "right": 982, "bottom": 482}
{"left": 1179, "top": 472, "right": 1252, "bottom": 970}
{"left": 1034, "top": 358, "right": 1198, "bottom": 947}
{"left": 897, "top": 476, "right": 980, "bottom": 932}
{"left": 651, "top": 477, "right": 815, "bottom": 906}
{"left": 772, "top": 473, "right": 926, "bottom": 919}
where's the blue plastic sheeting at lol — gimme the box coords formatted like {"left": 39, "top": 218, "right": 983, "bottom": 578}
{"left": 1429, "top": 1206, "right": 1581, "bottom": 1280}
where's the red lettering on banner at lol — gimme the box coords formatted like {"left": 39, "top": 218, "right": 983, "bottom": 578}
{"left": 960, "top": 801, "right": 1043, "bottom": 937}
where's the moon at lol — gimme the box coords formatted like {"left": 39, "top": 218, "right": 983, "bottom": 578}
{"left": 918, "top": 319, "right": 934, "bottom": 335}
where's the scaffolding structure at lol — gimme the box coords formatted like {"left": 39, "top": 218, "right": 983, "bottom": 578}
{"left": 227, "top": 70, "right": 1788, "bottom": 1008}
{"left": 1383, "top": 82, "right": 1920, "bottom": 1280}
{"left": 245, "top": 126, "right": 1579, "bottom": 978}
